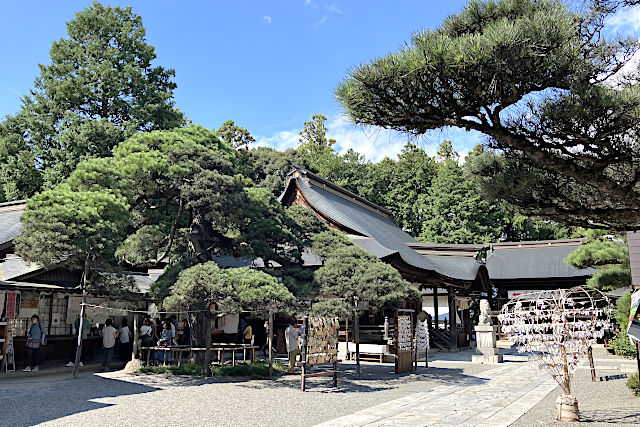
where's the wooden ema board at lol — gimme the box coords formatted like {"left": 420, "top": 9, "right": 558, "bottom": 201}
{"left": 300, "top": 317, "right": 339, "bottom": 391}
{"left": 395, "top": 310, "right": 415, "bottom": 374}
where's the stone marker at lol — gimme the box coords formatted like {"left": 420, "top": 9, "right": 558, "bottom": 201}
{"left": 472, "top": 299, "right": 503, "bottom": 364}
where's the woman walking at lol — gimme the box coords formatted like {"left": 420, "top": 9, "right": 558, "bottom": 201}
{"left": 23, "top": 315, "right": 47, "bottom": 372}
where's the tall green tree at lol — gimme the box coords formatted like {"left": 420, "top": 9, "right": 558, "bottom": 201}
{"left": 388, "top": 143, "right": 437, "bottom": 235}
{"left": 0, "top": 2, "right": 182, "bottom": 197}
{"left": 336, "top": 0, "right": 640, "bottom": 230}
{"left": 419, "top": 159, "right": 502, "bottom": 243}
{"left": 298, "top": 113, "right": 336, "bottom": 159}
{"left": 216, "top": 120, "right": 255, "bottom": 150}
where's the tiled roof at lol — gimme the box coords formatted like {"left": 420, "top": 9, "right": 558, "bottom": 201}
{"left": 282, "top": 168, "right": 484, "bottom": 282}
{"left": 0, "top": 200, "right": 25, "bottom": 248}
{"left": 486, "top": 240, "right": 597, "bottom": 280}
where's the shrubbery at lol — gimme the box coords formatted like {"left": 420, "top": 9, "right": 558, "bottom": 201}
{"left": 139, "top": 363, "right": 205, "bottom": 376}
{"left": 610, "top": 331, "right": 638, "bottom": 358}
{"left": 138, "top": 360, "right": 286, "bottom": 377}
{"left": 627, "top": 373, "right": 640, "bottom": 396}
{"left": 209, "top": 360, "right": 286, "bottom": 377}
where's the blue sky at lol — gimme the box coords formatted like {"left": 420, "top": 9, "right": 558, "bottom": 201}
{"left": 1, "top": 1, "right": 637, "bottom": 162}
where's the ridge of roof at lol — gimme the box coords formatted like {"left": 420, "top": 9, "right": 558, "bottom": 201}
{"left": 289, "top": 166, "right": 395, "bottom": 221}
{"left": 0, "top": 200, "right": 26, "bottom": 207}
{"left": 491, "top": 238, "right": 583, "bottom": 249}
{"left": 408, "top": 242, "right": 486, "bottom": 250}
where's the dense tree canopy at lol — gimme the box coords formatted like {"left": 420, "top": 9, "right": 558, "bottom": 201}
{"left": 419, "top": 158, "right": 503, "bottom": 244}
{"left": 312, "top": 231, "right": 421, "bottom": 315}
{"left": 0, "top": 2, "right": 182, "bottom": 200}
{"left": 336, "top": 0, "right": 640, "bottom": 230}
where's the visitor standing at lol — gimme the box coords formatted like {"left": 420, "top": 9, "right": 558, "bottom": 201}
{"left": 285, "top": 320, "right": 299, "bottom": 374}
{"left": 23, "top": 315, "right": 47, "bottom": 372}
{"left": 119, "top": 319, "right": 131, "bottom": 362}
{"left": 140, "top": 318, "right": 154, "bottom": 363}
{"left": 169, "top": 315, "right": 178, "bottom": 345}
{"left": 243, "top": 321, "right": 253, "bottom": 344}
{"left": 262, "top": 320, "right": 270, "bottom": 358}
{"left": 101, "top": 319, "right": 118, "bottom": 371}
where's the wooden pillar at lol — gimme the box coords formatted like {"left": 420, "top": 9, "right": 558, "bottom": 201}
{"left": 354, "top": 299, "right": 361, "bottom": 377}
{"left": 433, "top": 285, "right": 439, "bottom": 330}
{"left": 448, "top": 288, "right": 457, "bottom": 350}
{"left": 268, "top": 309, "right": 274, "bottom": 376}
{"left": 204, "top": 316, "right": 212, "bottom": 377}
{"left": 463, "top": 308, "right": 471, "bottom": 341}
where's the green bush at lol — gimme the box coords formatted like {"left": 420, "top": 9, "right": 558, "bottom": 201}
{"left": 627, "top": 372, "right": 640, "bottom": 396}
{"left": 610, "top": 331, "right": 638, "bottom": 358}
{"left": 139, "top": 363, "right": 205, "bottom": 376}
{"left": 209, "top": 360, "right": 286, "bottom": 377}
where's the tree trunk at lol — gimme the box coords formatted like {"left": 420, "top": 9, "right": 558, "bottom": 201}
{"left": 73, "top": 256, "right": 90, "bottom": 379}
{"left": 191, "top": 311, "right": 208, "bottom": 364}
{"left": 556, "top": 395, "right": 579, "bottom": 422}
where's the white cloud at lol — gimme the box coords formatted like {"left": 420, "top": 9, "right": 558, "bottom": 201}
{"left": 255, "top": 113, "right": 486, "bottom": 164}
{"left": 305, "top": 0, "right": 311, "bottom": 5}
{"left": 324, "top": 3, "right": 342, "bottom": 14}
{"left": 606, "top": 5, "right": 640, "bottom": 31}
{"left": 313, "top": 16, "right": 327, "bottom": 29}
{"left": 6, "top": 86, "right": 21, "bottom": 97}
{"left": 263, "top": 16, "right": 272, "bottom": 24}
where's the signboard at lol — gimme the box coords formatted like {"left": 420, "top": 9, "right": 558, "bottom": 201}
{"left": 627, "top": 290, "right": 640, "bottom": 343}
{"left": 507, "top": 290, "right": 561, "bottom": 300}
{"left": 5, "top": 292, "right": 17, "bottom": 320}
{"left": 305, "top": 317, "right": 339, "bottom": 366}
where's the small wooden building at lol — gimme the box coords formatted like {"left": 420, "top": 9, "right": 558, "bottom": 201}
{"left": 280, "top": 167, "right": 491, "bottom": 350}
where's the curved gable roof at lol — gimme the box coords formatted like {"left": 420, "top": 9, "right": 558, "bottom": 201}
{"left": 282, "top": 169, "right": 484, "bottom": 282}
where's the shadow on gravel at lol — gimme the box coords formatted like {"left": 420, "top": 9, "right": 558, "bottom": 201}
{"left": 235, "top": 363, "right": 487, "bottom": 393}
{"left": 1, "top": 374, "right": 159, "bottom": 427}
{"left": 578, "top": 408, "right": 640, "bottom": 424}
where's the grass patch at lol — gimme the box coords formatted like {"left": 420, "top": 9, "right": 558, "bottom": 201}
{"left": 627, "top": 372, "right": 640, "bottom": 396}
{"left": 138, "top": 360, "right": 286, "bottom": 377}
{"left": 139, "top": 363, "right": 205, "bottom": 376}
{"left": 209, "top": 360, "right": 286, "bottom": 377}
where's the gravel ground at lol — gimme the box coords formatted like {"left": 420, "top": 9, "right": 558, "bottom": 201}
{"left": 0, "top": 357, "right": 494, "bottom": 427}
{"left": 512, "top": 348, "right": 640, "bottom": 427}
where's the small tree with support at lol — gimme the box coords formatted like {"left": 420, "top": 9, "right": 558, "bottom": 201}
{"left": 498, "top": 287, "right": 612, "bottom": 422}
{"left": 163, "top": 262, "right": 295, "bottom": 376}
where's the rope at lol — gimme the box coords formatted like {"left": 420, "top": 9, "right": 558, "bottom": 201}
{"left": 79, "top": 303, "right": 270, "bottom": 316}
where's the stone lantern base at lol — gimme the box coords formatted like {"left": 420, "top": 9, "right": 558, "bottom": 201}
{"left": 471, "top": 325, "right": 503, "bottom": 363}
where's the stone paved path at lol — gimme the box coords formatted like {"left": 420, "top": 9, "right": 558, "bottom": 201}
{"left": 316, "top": 362, "right": 558, "bottom": 427}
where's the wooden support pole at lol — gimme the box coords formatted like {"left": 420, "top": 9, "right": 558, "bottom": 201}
{"left": 448, "top": 288, "right": 457, "bottom": 350}
{"left": 433, "top": 285, "right": 439, "bottom": 330}
{"left": 72, "top": 284, "right": 87, "bottom": 379}
{"left": 268, "top": 308, "right": 274, "bottom": 376}
{"left": 588, "top": 346, "right": 596, "bottom": 382}
{"left": 204, "top": 316, "right": 212, "bottom": 377}
{"left": 354, "top": 301, "right": 361, "bottom": 378}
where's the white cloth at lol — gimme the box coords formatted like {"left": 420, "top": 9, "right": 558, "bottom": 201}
{"left": 119, "top": 326, "right": 130, "bottom": 343}
{"left": 285, "top": 326, "right": 299, "bottom": 352}
{"left": 170, "top": 323, "right": 176, "bottom": 338}
{"left": 102, "top": 326, "right": 117, "bottom": 349}
{"left": 140, "top": 325, "right": 153, "bottom": 337}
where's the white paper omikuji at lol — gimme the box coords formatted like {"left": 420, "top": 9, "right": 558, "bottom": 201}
{"left": 498, "top": 287, "right": 612, "bottom": 384}
{"left": 397, "top": 315, "right": 412, "bottom": 351}
{"left": 414, "top": 319, "right": 429, "bottom": 351}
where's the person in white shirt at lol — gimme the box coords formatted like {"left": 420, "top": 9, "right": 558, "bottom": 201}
{"left": 101, "top": 319, "right": 118, "bottom": 371}
{"left": 139, "top": 317, "right": 154, "bottom": 363}
{"left": 285, "top": 320, "right": 300, "bottom": 374}
{"left": 119, "top": 319, "right": 131, "bottom": 362}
